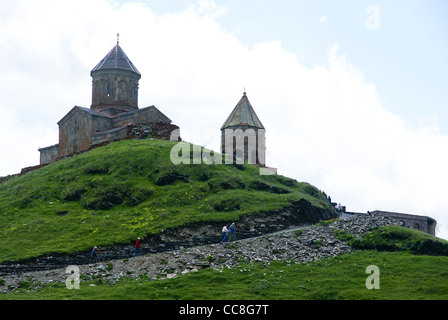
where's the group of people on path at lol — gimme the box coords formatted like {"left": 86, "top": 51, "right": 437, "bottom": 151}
{"left": 91, "top": 223, "right": 237, "bottom": 262}
{"left": 325, "top": 193, "right": 343, "bottom": 217}
{"left": 222, "top": 222, "right": 236, "bottom": 243}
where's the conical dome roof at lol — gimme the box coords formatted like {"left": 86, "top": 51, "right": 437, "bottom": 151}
{"left": 221, "top": 92, "right": 264, "bottom": 130}
{"left": 91, "top": 43, "right": 141, "bottom": 76}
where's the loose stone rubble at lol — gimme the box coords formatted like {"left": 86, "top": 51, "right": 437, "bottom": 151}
{"left": 127, "top": 123, "right": 180, "bottom": 141}
{"left": 0, "top": 215, "right": 397, "bottom": 293}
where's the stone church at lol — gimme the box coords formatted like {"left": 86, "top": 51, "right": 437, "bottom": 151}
{"left": 32, "top": 40, "right": 437, "bottom": 236}
{"left": 38, "top": 40, "right": 178, "bottom": 165}
{"left": 38, "top": 39, "right": 268, "bottom": 170}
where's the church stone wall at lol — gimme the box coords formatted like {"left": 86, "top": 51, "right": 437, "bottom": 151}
{"left": 59, "top": 111, "right": 105, "bottom": 158}
{"left": 221, "top": 127, "right": 266, "bottom": 166}
{"left": 37, "top": 43, "right": 177, "bottom": 167}
{"left": 90, "top": 125, "right": 129, "bottom": 147}
{"left": 40, "top": 105, "right": 176, "bottom": 165}
{"left": 38, "top": 144, "right": 59, "bottom": 165}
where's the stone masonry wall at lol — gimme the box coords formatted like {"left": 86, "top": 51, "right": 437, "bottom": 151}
{"left": 127, "top": 122, "right": 180, "bottom": 141}
{"left": 370, "top": 210, "right": 436, "bottom": 236}
{"left": 38, "top": 144, "right": 59, "bottom": 165}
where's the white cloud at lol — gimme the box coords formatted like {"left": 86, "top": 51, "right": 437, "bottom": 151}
{"left": 320, "top": 15, "right": 329, "bottom": 25}
{"left": 1, "top": 0, "right": 447, "bottom": 240}
{"left": 0, "top": 108, "right": 56, "bottom": 175}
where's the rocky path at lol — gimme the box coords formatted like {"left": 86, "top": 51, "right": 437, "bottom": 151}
{"left": 0, "top": 215, "right": 397, "bottom": 293}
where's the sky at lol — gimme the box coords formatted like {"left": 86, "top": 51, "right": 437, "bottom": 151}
{"left": 0, "top": 0, "right": 448, "bottom": 239}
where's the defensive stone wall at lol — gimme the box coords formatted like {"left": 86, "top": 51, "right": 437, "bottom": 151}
{"left": 343, "top": 210, "right": 436, "bottom": 236}
{"left": 370, "top": 210, "right": 436, "bottom": 236}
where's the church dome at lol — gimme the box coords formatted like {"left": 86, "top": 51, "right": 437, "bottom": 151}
{"left": 90, "top": 39, "right": 141, "bottom": 112}
{"left": 221, "top": 92, "right": 264, "bottom": 130}
{"left": 91, "top": 43, "right": 141, "bottom": 76}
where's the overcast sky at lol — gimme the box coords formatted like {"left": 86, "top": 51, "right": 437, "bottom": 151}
{"left": 1, "top": 0, "right": 448, "bottom": 239}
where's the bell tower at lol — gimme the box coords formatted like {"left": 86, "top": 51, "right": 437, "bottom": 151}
{"left": 221, "top": 91, "right": 266, "bottom": 166}
{"left": 90, "top": 36, "right": 141, "bottom": 113}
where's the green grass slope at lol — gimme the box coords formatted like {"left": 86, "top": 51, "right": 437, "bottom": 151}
{"left": 337, "top": 225, "right": 448, "bottom": 255}
{"left": 0, "top": 139, "right": 331, "bottom": 263}
{"left": 3, "top": 251, "right": 448, "bottom": 300}
{"left": 3, "top": 224, "right": 448, "bottom": 300}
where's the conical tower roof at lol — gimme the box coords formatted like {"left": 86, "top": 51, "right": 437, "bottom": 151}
{"left": 91, "top": 43, "right": 141, "bottom": 76}
{"left": 221, "top": 92, "right": 265, "bottom": 130}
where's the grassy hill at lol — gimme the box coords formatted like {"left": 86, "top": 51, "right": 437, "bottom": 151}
{"left": 0, "top": 139, "right": 331, "bottom": 263}
{"left": 2, "top": 138, "right": 448, "bottom": 301}
{"left": 3, "top": 231, "right": 448, "bottom": 300}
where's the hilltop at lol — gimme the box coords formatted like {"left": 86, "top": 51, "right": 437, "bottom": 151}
{"left": 0, "top": 138, "right": 334, "bottom": 264}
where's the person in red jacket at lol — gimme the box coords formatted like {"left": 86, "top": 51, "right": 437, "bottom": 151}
{"left": 134, "top": 237, "right": 142, "bottom": 256}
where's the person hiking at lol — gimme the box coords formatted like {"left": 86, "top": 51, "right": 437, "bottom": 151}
{"left": 222, "top": 225, "right": 228, "bottom": 242}
{"left": 90, "top": 246, "right": 97, "bottom": 263}
{"left": 134, "top": 237, "right": 142, "bottom": 256}
{"left": 228, "top": 223, "right": 236, "bottom": 241}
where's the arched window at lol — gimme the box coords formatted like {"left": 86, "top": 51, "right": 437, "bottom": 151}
{"left": 244, "top": 136, "right": 249, "bottom": 163}
{"left": 413, "top": 223, "right": 420, "bottom": 230}
{"left": 132, "top": 87, "right": 135, "bottom": 100}
{"left": 107, "top": 82, "right": 110, "bottom": 97}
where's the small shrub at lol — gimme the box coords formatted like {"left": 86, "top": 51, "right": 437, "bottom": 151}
{"left": 249, "top": 180, "right": 270, "bottom": 192}
{"left": 233, "top": 163, "right": 245, "bottom": 170}
{"left": 275, "top": 176, "right": 299, "bottom": 187}
{"left": 203, "top": 255, "right": 215, "bottom": 263}
{"left": 213, "top": 199, "right": 241, "bottom": 212}
{"left": 18, "top": 280, "right": 32, "bottom": 289}
{"left": 294, "top": 229, "right": 303, "bottom": 237}
{"left": 62, "top": 185, "right": 86, "bottom": 202}
{"left": 82, "top": 184, "right": 128, "bottom": 210}
{"left": 270, "top": 185, "right": 290, "bottom": 194}
{"left": 198, "top": 172, "right": 212, "bottom": 181}
{"left": 127, "top": 187, "right": 153, "bottom": 207}
{"left": 208, "top": 178, "right": 245, "bottom": 191}
{"left": 84, "top": 164, "right": 109, "bottom": 175}
{"left": 316, "top": 219, "right": 338, "bottom": 226}
{"left": 155, "top": 171, "right": 189, "bottom": 186}
{"left": 18, "top": 196, "right": 33, "bottom": 209}
{"left": 312, "top": 239, "right": 323, "bottom": 248}
{"left": 347, "top": 226, "right": 448, "bottom": 256}
{"left": 410, "top": 239, "right": 448, "bottom": 256}
{"left": 249, "top": 180, "right": 290, "bottom": 194}
{"left": 334, "top": 229, "right": 355, "bottom": 242}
